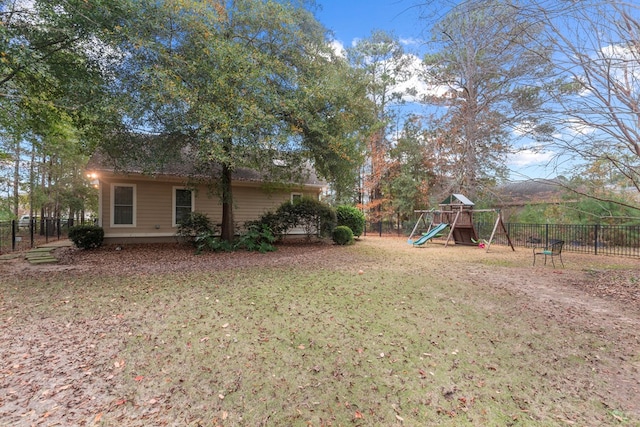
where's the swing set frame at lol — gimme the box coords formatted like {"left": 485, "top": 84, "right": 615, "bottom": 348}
{"left": 408, "top": 208, "right": 515, "bottom": 252}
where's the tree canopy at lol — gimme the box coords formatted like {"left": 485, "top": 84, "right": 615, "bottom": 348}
{"left": 421, "top": 0, "right": 555, "bottom": 199}
{"left": 0, "top": 0, "right": 133, "bottom": 218}
{"left": 4, "top": 0, "right": 639, "bottom": 230}
{"left": 347, "top": 31, "right": 412, "bottom": 217}
{"left": 108, "top": 0, "right": 374, "bottom": 240}
{"left": 528, "top": 0, "right": 640, "bottom": 208}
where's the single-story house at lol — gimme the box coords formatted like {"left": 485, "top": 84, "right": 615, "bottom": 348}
{"left": 86, "top": 149, "right": 326, "bottom": 244}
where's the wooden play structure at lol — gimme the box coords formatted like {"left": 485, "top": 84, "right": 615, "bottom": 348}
{"left": 407, "top": 194, "right": 515, "bottom": 252}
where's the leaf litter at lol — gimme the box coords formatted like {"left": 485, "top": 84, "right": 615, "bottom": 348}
{"left": 0, "top": 238, "right": 638, "bottom": 425}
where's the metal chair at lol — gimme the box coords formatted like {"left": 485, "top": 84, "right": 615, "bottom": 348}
{"left": 533, "top": 239, "right": 564, "bottom": 268}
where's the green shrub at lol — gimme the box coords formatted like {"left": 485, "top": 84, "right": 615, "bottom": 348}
{"left": 236, "top": 224, "right": 277, "bottom": 253}
{"left": 68, "top": 225, "right": 104, "bottom": 249}
{"left": 336, "top": 205, "right": 365, "bottom": 237}
{"left": 252, "top": 197, "right": 336, "bottom": 241}
{"left": 194, "top": 231, "right": 234, "bottom": 254}
{"left": 194, "top": 224, "right": 277, "bottom": 254}
{"left": 177, "top": 212, "right": 215, "bottom": 246}
{"left": 332, "top": 225, "right": 354, "bottom": 245}
{"left": 276, "top": 197, "right": 336, "bottom": 240}
{"left": 245, "top": 211, "right": 288, "bottom": 241}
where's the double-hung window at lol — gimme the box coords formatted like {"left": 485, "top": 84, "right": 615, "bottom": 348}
{"left": 173, "top": 187, "right": 194, "bottom": 226}
{"left": 112, "top": 184, "right": 136, "bottom": 227}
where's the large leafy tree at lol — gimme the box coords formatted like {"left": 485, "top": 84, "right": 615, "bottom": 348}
{"left": 421, "top": 0, "right": 554, "bottom": 199}
{"left": 386, "top": 115, "right": 436, "bottom": 218}
{"left": 112, "top": 0, "right": 373, "bottom": 241}
{"left": 1, "top": 0, "right": 133, "bottom": 144}
{"left": 347, "top": 31, "right": 412, "bottom": 218}
{"left": 0, "top": 0, "right": 134, "bottom": 217}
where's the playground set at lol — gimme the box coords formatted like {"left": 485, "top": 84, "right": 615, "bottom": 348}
{"left": 407, "top": 194, "right": 515, "bottom": 252}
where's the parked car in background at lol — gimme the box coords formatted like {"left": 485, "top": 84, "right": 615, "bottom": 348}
{"left": 18, "top": 215, "right": 34, "bottom": 228}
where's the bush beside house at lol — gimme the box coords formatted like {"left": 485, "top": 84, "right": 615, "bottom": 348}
{"left": 336, "top": 205, "right": 365, "bottom": 237}
{"left": 332, "top": 225, "right": 354, "bottom": 245}
{"left": 180, "top": 200, "right": 365, "bottom": 253}
{"left": 68, "top": 225, "right": 105, "bottom": 249}
{"left": 252, "top": 197, "right": 336, "bottom": 241}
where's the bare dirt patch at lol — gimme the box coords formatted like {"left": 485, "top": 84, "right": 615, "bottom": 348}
{"left": 472, "top": 260, "right": 640, "bottom": 420}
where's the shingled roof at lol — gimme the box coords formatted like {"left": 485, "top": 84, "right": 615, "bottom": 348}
{"left": 87, "top": 145, "right": 326, "bottom": 187}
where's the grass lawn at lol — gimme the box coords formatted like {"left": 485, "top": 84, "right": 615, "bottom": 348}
{"left": 1, "top": 237, "right": 639, "bottom": 426}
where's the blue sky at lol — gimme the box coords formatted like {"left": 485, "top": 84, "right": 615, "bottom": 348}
{"left": 315, "top": 0, "right": 423, "bottom": 48}
{"left": 315, "top": 0, "right": 559, "bottom": 180}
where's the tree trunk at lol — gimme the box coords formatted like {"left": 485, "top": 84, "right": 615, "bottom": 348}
{"left": 29, "top": 144, "right": 36, "bottom": 226}
{"left": 220, "top": 137, "right": 234, "bottom": 242}
{"left": 12, "top": 137, "right": 20, "bottom": 217}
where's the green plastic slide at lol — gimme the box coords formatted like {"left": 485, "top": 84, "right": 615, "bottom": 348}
{"left": 408, "top": 223, "right": 449, "bottom": 246}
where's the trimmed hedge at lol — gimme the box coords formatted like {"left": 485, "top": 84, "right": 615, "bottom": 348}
{"left": 251, "top": 197, "right": 336, "bottom": 240}
{"left": 336, "top": 205, "right": 365, "bottom": 237}
{"left": 68, "top": 225, "right": 104, "bottom": 249}
{"left": 332, "top": 225, "right": 354, "bottom": 245}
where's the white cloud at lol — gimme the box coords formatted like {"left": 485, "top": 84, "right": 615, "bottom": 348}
{"left": 564, "top": 118, "right": 596, "bottom": 136}
{"left": 601, "top": 43, "right": 640, "bottom": 80}
{"left": 392, "top": 54, "right": 451, "bottom": 103}
{"left": 508, "top": 148, "right": 554, "bottom": 167}
{"left": 328, "top": 40, "right": 346, "bottom": 58}
{"left": 573, "top": 42, "right": 640, "bottom": 100}
{"left": 399, "top": 37, "right": 421, "bottom": 46}
{"left": 326, "top": 43, "right": 453, "bottom": 105}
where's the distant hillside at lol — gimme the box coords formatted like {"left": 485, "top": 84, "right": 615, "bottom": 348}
{"left": 494, "top": 179, "right": 569, "bottom": 207}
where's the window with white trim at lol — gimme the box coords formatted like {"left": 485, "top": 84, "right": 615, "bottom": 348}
{"left": 291, "top": 193, "right": 303, "bottom": 203}
{"left": 111, "top": 184, "right": 136, "bottom": 226}
{"left": 173, "top": 187, "right": 194, "bottom": 226}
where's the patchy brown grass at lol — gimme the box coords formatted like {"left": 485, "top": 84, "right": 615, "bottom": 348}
{"left": 1, "top": 237, "right": 639, "bottom": 426}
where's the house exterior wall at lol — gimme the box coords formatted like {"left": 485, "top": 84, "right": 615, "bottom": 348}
{"left": 96, "top": 172, "right": 321, "bottom": 244}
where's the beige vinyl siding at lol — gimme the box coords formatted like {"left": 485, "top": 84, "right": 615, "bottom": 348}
{"left": 136, "top": 180, "right": 173, "bottom": 229}
{"left": 101, "top": 178, "right": 176, "bottom": 237}
{"left": 192, "top": 185, "right": 319, "bottom": 229}
{"left": 97, "top": 172, "right": 322, "bottom": 242}
{"left": 233, "top": 186, "right": 320, "bottom": 230}
{"left": 232, "top": 186, "right": 289, "bottom": 226}
{"left": 233, "top": 187, "right": 321, "bottom": 235}
{"left": 192, "top": 187, "right": 223, "bottom": 225}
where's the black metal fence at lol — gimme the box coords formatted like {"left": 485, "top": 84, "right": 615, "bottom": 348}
{"left": 478, "top": 222, "right": 640, "bottom": 258}
{"left": 3, "top": 216, "right": 639, "bottom": 258}
{"left": 366, "top": 219, "right": 640, "bottom": 258}
{"left": 0, "top": 219, "right": 72, "bottom": 253}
